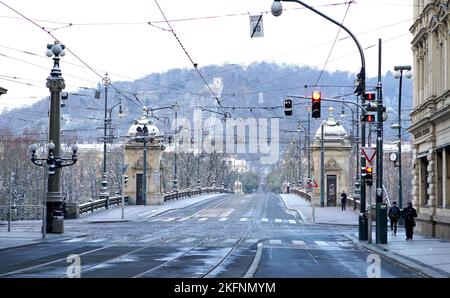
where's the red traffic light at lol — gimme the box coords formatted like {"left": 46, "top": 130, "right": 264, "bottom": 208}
{"left": 363, "top": 114, "right": 375, "bottom": 122}
{"left": 364, "top": 92, "right": 376, "bottom": 101}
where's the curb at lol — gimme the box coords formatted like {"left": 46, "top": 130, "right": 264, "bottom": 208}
{"left": 244, "top": 242, "right": 263, "bottom": 278}
{"left": 0, "top": 233, "right": 88, "bottom": 252}
{"left": 88, "top": 219, "right": 130, "bottom": 224}
{"left": 278, "top": 195, "right": 307, "bottom": 223}
{"left": 345, "top": 234, "right": 448, "bottom": 278}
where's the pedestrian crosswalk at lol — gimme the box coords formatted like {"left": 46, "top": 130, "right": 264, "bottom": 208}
{"left": 61, "top": 236, "right": 354, "bottom": 249}
{"left": 145, "top": 216, "right": 303, "bottom": 224}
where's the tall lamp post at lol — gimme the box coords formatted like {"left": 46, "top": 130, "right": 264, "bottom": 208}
{"left": 100, "top": 73, "right": 111, "bottom": 203}
{"left": 171, "top": 103, "right": 180, "bottom": 192}
{"left": 271, "top": 0, "right": 368, "bottom": 239}
{"left": 30, "top": 41, "right": 79, "bottom": 233}
{"left": 393, "top": 65, "right": 412, "bottom": 221}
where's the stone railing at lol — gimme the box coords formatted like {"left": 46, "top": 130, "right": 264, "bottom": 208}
{"left": 288, "top": 188, "right": 361, "bottom": 211}
{"left": 163, "top": 187, "right": 232, "bottom": 203}
{"left": 78, "top": 196, "right": 129, "bottom": 217}
{"left": 0, "top": 204, "right": 43, "bottom": 221}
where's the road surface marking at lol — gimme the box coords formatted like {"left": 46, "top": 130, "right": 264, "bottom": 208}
{"left": 292, "top": 240, "right": 306, "bottom": 245}
{"left": 240, "top": 217, "right": 248, "bottom": 222}
{"left": 138, "top": 211, "right": 153, "bottom": 217}
{"left": 88, "top": 238, "right": 108, "bottom": 243}
{"left": 245, "top": 239, "right": 258, "bottom": 243}
{"left": 288, "top": 219, "right": 297, "bottom": 224}
{"left": 337, "top": 241, "right": 352, "bottom": 247}
{"left": 138, "top": 237, "right": 157, "bottom": 242}
{"left": 180, "top": 238, "right": 197, "bottom": 243}
{"left": 198, "top": 218, "right": 208, "bottom": 221}
{"left": 63, "top": 237, "right": 86, "bottom": 243}
{"left": 224, "top": 239, "right": 237, "bottom": 243}
{"left": 269, "top": 239, "right": 282, "bottom": 245}
{"left": 161, "top": 217, "right": 175, "bottom": 222}
{"left": 315, "top": 241, "right": 329, "bottom": 246}
{"left": 261, "top": 218, "right": 269, "bottom": 222}
{"left": 177, "top": 217, "right": 190, "bottom": 221}
{"left": 274, "top": 219, "right": 282, "bottom": 223}
{"left": 219, "top": 217, "right": 228, "bottom": 221}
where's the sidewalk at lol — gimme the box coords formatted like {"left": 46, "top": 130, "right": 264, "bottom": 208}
{"left": 280, "top": 193, "right": 450, "bottom": 277}
{"left": 0, "top": 231, "right": 85, "bottom": 251}
{"left": 78, "top": 193, "right": 225, "bottom": 223}
{"left": 0, "top": 193, "right": 226, "bottom": 250}
{"left": 280, "top": 193, "right": 359, "bottom": 225}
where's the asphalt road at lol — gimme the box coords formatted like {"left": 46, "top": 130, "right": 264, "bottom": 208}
{"left": 0, "top": 193, "right": 419, "bottom": 278}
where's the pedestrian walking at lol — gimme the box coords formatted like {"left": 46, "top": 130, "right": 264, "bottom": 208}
{"left": 401, "top": 202, "right": 417, "bottom": 241}
{"left": 388, "top": 201, "right": 401, "bottom": 236}
{"left": 340, "top": 190, "right": 347, "bottom": 211}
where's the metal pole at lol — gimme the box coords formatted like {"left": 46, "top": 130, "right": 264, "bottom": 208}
{"left": 42, "top": 165, "right": 47, "bottom": 239}
{"left": 143, "top": 137, "right": 147, "bottom": 206}
{"left": 355, "top": 96, "right": 360, "bottom": 211}
{"left": 398, "top": 70, "right": 403, "bottom": 215}
{"left": 174, "top": 111, "right": 178, "bottom": 191}
{"left": 298, "top": 131, "right": 302, "bottom": 188}
{"left": 376, "top": 38, "right": 386, "bottom": 244}
{"left": 8, "top": 170, "right": 12, "bottom": 232}
{"left": 320, "top": 122, "right": 325, "bottom": 207}
{"left": 307, "top": 108, "right": 311, "bottom": 185}
{"left": 101, "top": 73, "right": 110, "bottom": 200}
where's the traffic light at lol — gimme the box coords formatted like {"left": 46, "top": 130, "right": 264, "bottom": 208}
{"left": 311, "top": 91, "right": 321, "bottom": 118}
{"left": 284, "top": 98, "right": 293, "bottom": 116}
{"left": 362, "top": 114, "right": 375, "bottom": 122}
{"left": 364, "top": 92, "right": 376, "bottom": 101}
{"left": 123, "top": 175, "right": 128, "bottom": 186}
{"left": 365, "top": 166, "right": 373, "bottom": 186}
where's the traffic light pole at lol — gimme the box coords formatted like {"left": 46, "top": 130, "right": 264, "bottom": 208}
{"left": 273, "top": 0, "right": 366, "bottom": 239}
{"left": 376, "top": 39, "right": 387, "bottom": 244}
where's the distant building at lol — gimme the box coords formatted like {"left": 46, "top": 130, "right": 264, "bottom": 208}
{"left": 408, "top": 0, "right": 450, "bottom": 239}
{"left": 311, "top": 107, "right": 351, "bottom": 207}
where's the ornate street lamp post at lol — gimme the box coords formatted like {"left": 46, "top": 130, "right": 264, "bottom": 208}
{"left": 29, "top": 41, "right": 79, "bottom": 233}
{"left": 393, "top": 65, "right": 412, "bottom": 223}
{"left": 100, "top": 73, "right": 111, "bottom": 203}
{"left": 171, "top": 103, "right": 180, "bottom": 192}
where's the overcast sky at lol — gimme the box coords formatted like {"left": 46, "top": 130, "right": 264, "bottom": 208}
{"left": 0, "top": 0, "right": 413, "bottom": 113}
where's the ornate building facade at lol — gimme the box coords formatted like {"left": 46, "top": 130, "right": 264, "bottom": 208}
{"left": 409, "top": 0, "right": 450, "bottom": 239}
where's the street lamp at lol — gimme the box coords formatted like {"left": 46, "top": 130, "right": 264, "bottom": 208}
{"left": 393, "top": 65, "right": 412, "bottom": 219}
{"left": 29, "top": 142, "right": 78, "bottom": 234}
{"left": 31, "top": 41, "right": 74, "bottom": 234}
{"left": 100, "top": 73, "right": 111, "bottom": 203}
{"left": 171, "top": 103, "right": 180, "bottom": 192}
{"left": 271, "top": 0, "right": 368, "bottom": 239}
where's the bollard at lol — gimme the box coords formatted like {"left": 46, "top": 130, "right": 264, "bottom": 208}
{"left": 52, "top": 210, "right": 64, "bottom": 234}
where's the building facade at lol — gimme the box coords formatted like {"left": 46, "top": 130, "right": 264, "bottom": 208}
{"left": 311, "top": 107, "right": 351, "bottom": 207}
{"left": 409, "top": 0, "right": 450, "bottom": 239}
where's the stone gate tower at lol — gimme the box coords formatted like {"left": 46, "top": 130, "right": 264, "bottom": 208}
{"left": 123, "top": 110, "right": 165, "bottom": 205}
{"left": 311, "top": 107, "right": 352, "bottom": 207}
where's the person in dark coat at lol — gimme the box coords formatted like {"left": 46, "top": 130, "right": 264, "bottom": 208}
{"left": 340, "top": 191, "right": 347, "bottom": 211}
{"left": 388, "top": 201, "right": 401, "bottom": 236}
{"left": 401, "top": 202, "right": 418, "bottom": 240}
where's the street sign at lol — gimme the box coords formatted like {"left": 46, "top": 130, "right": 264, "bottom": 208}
{"left": 361, "top": 147, "right": 377, "bottom": 164}
{"left": 152, "top": 170, "right": 160, "bottom": 178}
{"left": 314, "top": 180, "right": 318, "bottom": 188}
{"left": 249, "top": 15, "right": 264, "bottom": 38}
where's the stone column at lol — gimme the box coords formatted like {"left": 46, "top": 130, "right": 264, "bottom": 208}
{"left": 411, "top": 145, "right": 420, "bottom": 208}
{"left": 426, "top": 148, "right": 436, "bottom": 210}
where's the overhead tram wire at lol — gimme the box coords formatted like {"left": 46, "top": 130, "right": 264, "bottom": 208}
{"left": 152, "top": 0, "right": 227, "bottom": 118}
{"left": 0, "top": 1, "right": 143, "bottom": 110}
{"left": 314, "top": 1, "right": 353, "bottom": 87}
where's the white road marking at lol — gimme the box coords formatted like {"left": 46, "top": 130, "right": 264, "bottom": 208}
{"left": 138, "top": 237, "right": 156, "bottom": 242}
{"left": 198, "top": 218, "right": 208, "bottom": 222}
{"left": 177, "top": 217, "right": 190, "bottom": 221}
{"left": 245, "top": 239, "right": 259, "bottom": 243}
{"left": 269, "top": 239, "right": 282, "bottom": 245}
{"left": 138, "top": 211, "right": 153, "bottom": 217}
{"left": 88, "top": 238, "right": 108, "bottom": 243}
{"left": 337, "top": 241, "right": 353, "bottom": 247}
{"left": 315, "top": 241, "right": 329, "bottom": 246}
{"left": 292, "top": 240, "right": 306, "bottom": 245}
{"left": 274, "top": 219, "right": 282, "bottom": 223}
{"left": 288, "top": 219, "right": 297, "bottom": 224}
{"left": 261, "top": 218, "right": 269, "bottom": 222}
{"left": 240, "top": 217, "right": 248, "bottom": 222}
{"left": 161, "top": 217, "right": 175, "bottom": 222}
{"left": 219, "top": 217, "right": 228, "bottom": 221}
{"left": 180, "top": 238, "right": 197, "bottom": 243}
{"left": 63, "top": 237, "right": 86, "bottom": 243}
